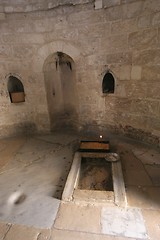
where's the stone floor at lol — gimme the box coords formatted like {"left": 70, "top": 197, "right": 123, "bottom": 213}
{"left": 0, "top": 132, "right": 160, "bottom": 240}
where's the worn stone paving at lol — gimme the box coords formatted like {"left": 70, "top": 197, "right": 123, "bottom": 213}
{"left": 0, "top": 133, "right": 78, "bottom": 228}
{"left": 0, "top": 133, "right": 160, "bottom": 240}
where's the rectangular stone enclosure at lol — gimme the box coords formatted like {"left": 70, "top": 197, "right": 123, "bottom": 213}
{"left": 62, "top": 151, "right": 127, "bottom": 207}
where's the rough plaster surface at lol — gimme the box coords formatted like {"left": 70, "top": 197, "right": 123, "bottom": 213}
{"left": 0, "top": 0, "right": 159, "bottom": 147}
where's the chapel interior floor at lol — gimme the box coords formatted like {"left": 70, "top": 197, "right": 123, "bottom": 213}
{"left": 0, "top": 131, "right": 160, "bottom": 240}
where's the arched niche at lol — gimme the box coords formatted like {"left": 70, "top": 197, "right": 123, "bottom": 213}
{"left": 43, "top": 51, "right": 79, "bottom": 130}
{"left": 102, "top": 72, "right": 115, "bottom": 94}
{"left": 7, "top": 75, "right": 25, "bottom": 103}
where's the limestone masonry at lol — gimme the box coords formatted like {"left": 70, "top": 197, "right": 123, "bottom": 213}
{"left": 0, "top": 0, "right": 160, "bottom": 146}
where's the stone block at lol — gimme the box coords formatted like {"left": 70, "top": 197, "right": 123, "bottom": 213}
{"left": 141, "top": 65, "right": 160, "bottom": 81}
{"left": 105, "top": 5, "right": 123, "bottom": 21}
{"left": 127, "top": 186, "right": 160, "bottom": 210}
{"left": 132, "top": 83, "right": 148, "bottom": 98}
{"left": 54, "top": 203, "right": 101, "bottom": 234}
{"left": 137, "top": 15, "right": 151, "bottom": 29}
{"left": 146, "top": 82, "right": 160, "bottom": 99}
{"left": 12, "top": 6, "right": 25, "bottom": 13}
{"left": 55, "top": 27, "right": 79, "bottom": 41}
{"left": 12, "top": 45, "right": 36, "bottom": 59}
{"left": 0, "top": 6, "right": 4, "bottom": 12}
{"left": 51, "top": 229, "right": 116, "bottom": 240}
{"left": 147, "top": 117, "right": 160, "bottom": 131}
{"left": 133, "top": 49, "right": 160, "bottom": 65}
{"left": 116, "top": 82, "right": 127, "bottom": 97}
{"left": 106, "top": 52, "right": 132, "bottom": 64}
{"left": 33, "top": 19, "right": 51, "bottom": 33}
{"left": 119, "top": 65, "right": 131, "bottom": 80}
{"left": 79, "top": 37, "right": 102, "bottom": 56}
{"left": 0, "top": 223, "right": 11, "bottom": 239}
{"left": 0, "top": 45, "right": 12, "bottom": 58}
{"left": 122, "top": 1, "right": 143, "bottom": 19}
{"left": 111, "top": 18, "right": 137, "bottom": 34}
{"left": 4, "top": 225, "right": 39, "bottom": 240}
{"left": 94, "top": 0, "right": 103, "bottom": 9}
{"left": 9, "top": 20, "right": 35, "bottom": 33}
{"left": 87, "top": 54, "right": 107, "bottom": 65}
{"left": 152, "top": 12, "right": 160, "bottom": 26}
{"left": 48, "top": 2, "right": 57, "bottom": 9}
{"left": 107, "top": 65, "right": 120, "bottom": 78}
{"left": 131, "top": 65, "right": 142, "bottom": 80}
{"left": 103, "top": 0, "right": 120, "bottom": 8}
{"left": 114, "top": 97, "right": 133, "bottom": 113}
{"left": 121, "top": 150, "right": 144, "bottom": 171}
{"left": 120, "top": 112, "right": 141, "bottom": 128}
{"left": 0, "top": 13, "right": 6, "bottom": 20}
{"left": 104, "top": 96, "right": 115, "bottom": 112}
{"left": 145, "top": 165, "right": 160, "bottom": 186}
{"left": 25, "top": 5, "right": 33, "bottom": 12}
{"left": 68, "top": 9, "right": 105, "bottom": 26}
{"left": 142, "top": 209, "right": 160, "bottom": 240}
{"left": 101, "top": 207, "right": 148, "bottom": 239}
{"left": 122, "top": 82, "right": 148, "bottom": 98}
{"left": 105, "top": 34, "right": 128, "bottom": 53}
{"left": 37, "top": 229, "right": 51, "bottom": 240}
{"left": 4, "top": 6, "right": 14, "bottom": 13}
{"left": 128, "top": 29, "right": 157, "bottom": 50}
{"left": 88, "top": 22, "right": 111, "bottom": 38}
{"left": 132, "top": 146, "right": 160, "bottom": 165}
{"left": 131, "top": 99, "right": 159, "bottom": 117}
{"left": 3, "top": 33, "right": 45, "bottom": 44}
{"left": 143, "top": 0, "right": 160, "bottom": 14}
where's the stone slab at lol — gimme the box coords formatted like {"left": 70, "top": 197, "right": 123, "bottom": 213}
{"left": 127, "top": 186, "right": 160, "bottom": 210}
{"left": 54, "top": 203, "right": 101, "bottom": 234}
{"left": 62, "top": 152, "right": 81, "bottom": 201}
{"left": 142, "top": 209, "right": 160, "bottom": 240}
{"left": 1, "top": 196, "right": 60, "bottom": 229}
{"left": 121, "top": 150, "right": 144, "bottom": 171}
{"left": 51, "top": 229, "right": 133, "bottom": 240}
{"left": 94, "top": 0, "right": 103, "bottom": 10}
{"left": 145, "top": 165, "right": 160, "bottom": 186}
{"left": 101, "top": 207, "right": 148, "bottom": 239}
{"left": 112, "top": 160, "right": 127, "bottom": 207}
{"left": 4, "top": 224, "right": 39, "bottom": 240}
{"left": 0, "top": 135, "right": 75, "bottom": 229}
{"left": 132, "top": 148, "right": 160, "bottom": 165}
{"left": 0, "top": 222, "right": 11, "bottom": 239}
{"left": 124, "top": 169, "right": 152, "bottom": 186}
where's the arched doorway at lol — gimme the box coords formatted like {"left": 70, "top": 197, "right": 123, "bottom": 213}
{"left": 43, "top": 52, "right": 79, "bottom": 130}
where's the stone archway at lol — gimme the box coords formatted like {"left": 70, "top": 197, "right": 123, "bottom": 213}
{"left": 43, "top": 51, "right": 79, "bottom": 130}
{"left": 31, "top": 41, "right": 81, "bottom": 132}
{"left": 33, "top": 41, "right": 81, "bottom": 71}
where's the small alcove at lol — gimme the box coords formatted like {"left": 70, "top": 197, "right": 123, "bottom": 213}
{"left": 8, "top": 76, "right": 25, "bottom": 103}
{"left": 102, "top": 72, "right": 115, "bottom": 94}
{"left": 43, "top": 51, "right": 78, "bottom": 130}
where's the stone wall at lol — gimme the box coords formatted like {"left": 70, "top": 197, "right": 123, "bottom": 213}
{"left": 0, "top": 0, "right": 160, "bottom": 146}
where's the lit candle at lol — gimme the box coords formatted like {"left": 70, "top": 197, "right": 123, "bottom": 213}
{"left": 99, "top": 135, "right": 103, "bottom": 141}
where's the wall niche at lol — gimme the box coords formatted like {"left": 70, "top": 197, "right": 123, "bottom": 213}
{"left": 43, "top": 51, "right": 79, "bottom": 130}
{"left": 7, "top": 75, "right": 25, "bottom": 103}
{"left": 102, "top": 72, "right": 115, "bottom": 94}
